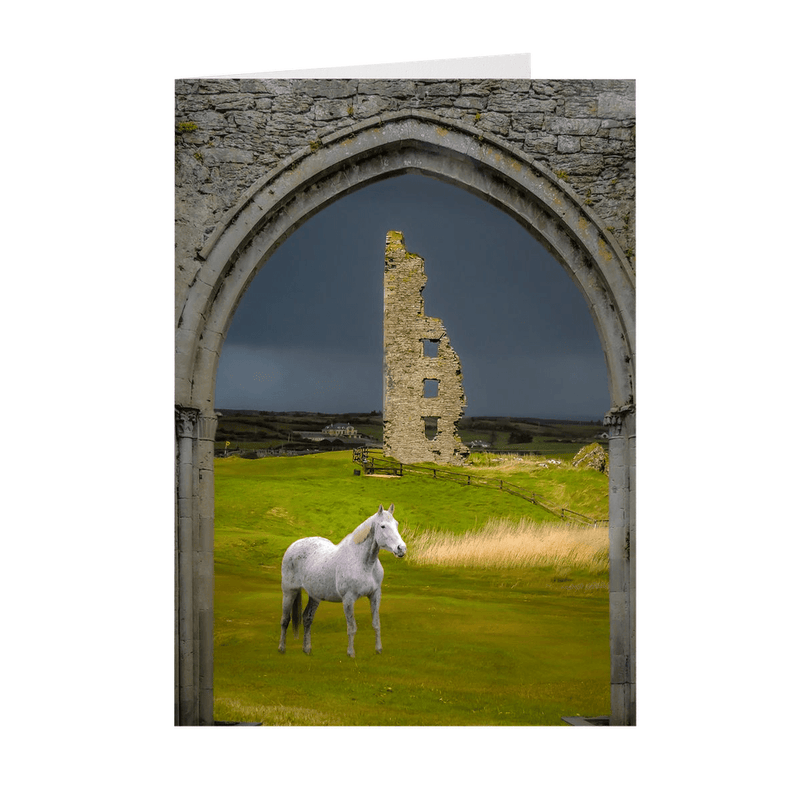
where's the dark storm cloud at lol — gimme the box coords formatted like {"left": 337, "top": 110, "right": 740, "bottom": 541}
{"left": 216, "top": 174, "right": 609, "bottom": 419}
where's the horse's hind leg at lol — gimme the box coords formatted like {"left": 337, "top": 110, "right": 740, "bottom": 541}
{"left": 302, "top": 596, "right": 320, "bottom": 655}
{"left": 279, "top": 589, "right": 300, "bottom": 653}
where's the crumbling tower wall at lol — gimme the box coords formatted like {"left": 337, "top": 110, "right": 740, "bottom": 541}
{"left": 383, "top": 231, "right": 469, "bottom": 466}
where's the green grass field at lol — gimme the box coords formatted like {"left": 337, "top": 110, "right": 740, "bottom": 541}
{"left": 214, "top": 451, "right": 610, "bottom": 725}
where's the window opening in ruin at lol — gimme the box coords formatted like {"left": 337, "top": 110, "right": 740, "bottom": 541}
{"left": 423, "top": 379, "right": 439, "bottom": 398}
{"left": 423, "top": 339, "right": 439, "bottom": 358}
{"left": 423, "top": 416, "right": 439, "bottom": 440}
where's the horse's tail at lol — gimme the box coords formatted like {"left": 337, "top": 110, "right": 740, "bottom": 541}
{"left": 291, "top": 590, "right": 302, "bottom": 639}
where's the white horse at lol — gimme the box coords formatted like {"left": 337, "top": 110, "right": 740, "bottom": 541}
{"left": 278, "top": 504, "right": 407, "bottom": 658}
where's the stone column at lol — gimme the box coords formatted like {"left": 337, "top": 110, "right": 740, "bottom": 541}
{"left": 605, "top": 404, "right": 636, "bottom": 725}
{"left": 175, "top": 406, "right": 198, "bottom": 725}
{"left": 197, "top": 412, "right": 219, "bottom": 725}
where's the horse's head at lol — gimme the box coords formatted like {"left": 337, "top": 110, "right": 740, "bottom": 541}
{"left": 374, "top": 504, "right": 406, "bottom": 558}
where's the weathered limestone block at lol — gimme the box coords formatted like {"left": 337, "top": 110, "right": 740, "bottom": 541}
{"left": 546, "top": 117, "right": 602, "bottom": 136}
{"left": 382, "top": 231, "right": 469, "bottom": 466}
{"left": 598, "top": 91, "right": 635, "bottom": 120}
{"left": 572, "top": 442, "right": 608, "bottom": 472}
{"left": 557, "top": 135, "right": 582, "bottom": 154}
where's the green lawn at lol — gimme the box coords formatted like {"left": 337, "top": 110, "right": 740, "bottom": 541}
{"left": 213, "top": 451, "right": 610, "bottom": 725}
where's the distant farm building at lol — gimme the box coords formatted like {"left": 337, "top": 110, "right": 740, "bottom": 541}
{"left": 292, "top": 422, "right": 375, "bottom": 446}
{"left": 323, "top": 422, "right": 359, "bottom": 438}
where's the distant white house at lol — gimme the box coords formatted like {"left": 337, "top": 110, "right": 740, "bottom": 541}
{"left": 323, "top": 422, "right": 359, "bottom": 438}
{"left": 291, "top": 422, "right": 374, "bottom": 445}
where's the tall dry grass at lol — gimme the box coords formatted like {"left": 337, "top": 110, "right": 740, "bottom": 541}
{"left": 405, "top": 517, "right": 609, "bottom": 572}
{"left": 214, "top": 697, "right": 334, "bottom": 726}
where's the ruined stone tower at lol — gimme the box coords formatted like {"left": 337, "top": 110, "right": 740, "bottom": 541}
{"left": 383, "top": 231, "right": 469, "bottom": 465}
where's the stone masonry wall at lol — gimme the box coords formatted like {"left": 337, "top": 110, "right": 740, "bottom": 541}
{"left": 175, "top": 79, "right": 635, "bottom": 322}
{"left": 383, "top": 231, "right": 469, "bottom": 466}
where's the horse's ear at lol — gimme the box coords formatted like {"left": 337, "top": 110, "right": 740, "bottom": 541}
{"left": 389, "top": 503, "right": 395, "bottom": 515}
{"left": 378, "top": 504, "right": 384, "bottom": 514}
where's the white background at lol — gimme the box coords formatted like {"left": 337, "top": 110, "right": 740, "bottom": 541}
{"left": 4, "top": 4, "right": 796, "bottom": 798}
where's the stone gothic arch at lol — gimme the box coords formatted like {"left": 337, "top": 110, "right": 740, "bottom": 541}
{"left": 175, "top": 109, "right": 635, "bottom": 725}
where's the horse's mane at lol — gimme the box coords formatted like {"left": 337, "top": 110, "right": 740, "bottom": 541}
{"left": 351, "top": 516, "right": 374, "bottom": 545}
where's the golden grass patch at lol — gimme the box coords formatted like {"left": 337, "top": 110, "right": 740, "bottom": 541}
{"left": 405, "top": 517, "right": 608, "bottom": 572}
{"left": 214, "top": 697, "right": 334, "bottom": 726}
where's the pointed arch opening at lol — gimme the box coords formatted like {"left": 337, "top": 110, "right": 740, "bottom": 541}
{"left": 175, "top": 111, "right": 635, "bottom": 726}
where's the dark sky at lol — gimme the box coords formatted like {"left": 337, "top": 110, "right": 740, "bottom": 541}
{"left": 216, "top": 174, "right": 609, "bottom": 420}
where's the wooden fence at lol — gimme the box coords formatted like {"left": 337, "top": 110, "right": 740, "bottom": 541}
{"left": 352, "top": 447, "right": 607, "bottom": 526}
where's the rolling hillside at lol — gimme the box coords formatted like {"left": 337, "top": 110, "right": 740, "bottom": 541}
{"left": 214, "top": 410, "right": 608, "bottom": 459}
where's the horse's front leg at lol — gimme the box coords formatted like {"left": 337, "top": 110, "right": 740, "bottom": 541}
{"left": 342, "top": 594, "right": 357, "bottom": 658}
{"left": 370, "top": 588, "right": 382, "bottom": 654}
